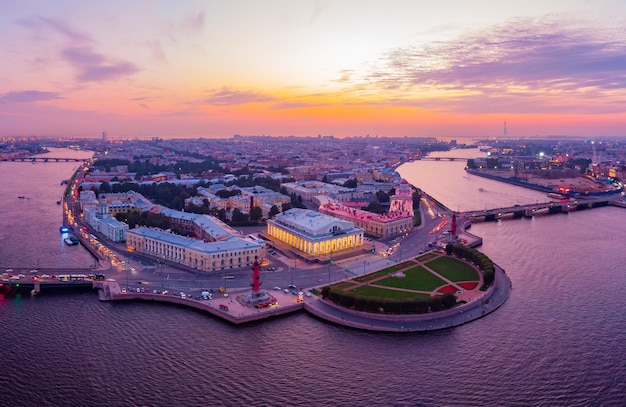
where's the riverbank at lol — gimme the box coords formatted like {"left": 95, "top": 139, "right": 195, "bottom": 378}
{"left": 87, "top": 248, "right": 510, "bottom": 332}
{"left": 466, "top": 168, "right": 622, "bottom": 197}
{"left": 303, "top": 263, "right": 510, "bottom": 332}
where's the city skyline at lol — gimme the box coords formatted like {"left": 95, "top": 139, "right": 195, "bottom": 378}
{"left": 1, "top": 0, "right": 626, "bottom": 139}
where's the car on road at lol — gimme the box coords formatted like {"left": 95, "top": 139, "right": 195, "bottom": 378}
{"left": 288, "top": 284, "right": 296, "bottom": 289}
{"left": 273, "top": 286, "right": 281, "bottom": 291}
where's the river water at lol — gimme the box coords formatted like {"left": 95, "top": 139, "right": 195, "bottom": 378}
{"left": 1, "top": 148, "right": 624, "bottom": 406}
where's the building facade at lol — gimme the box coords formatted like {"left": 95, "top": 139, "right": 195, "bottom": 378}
{"left": 126, "top": 227, "right": 265, "bottom": 272}
{"left": 266, "top": 208, "right": 364, "bottom": 257}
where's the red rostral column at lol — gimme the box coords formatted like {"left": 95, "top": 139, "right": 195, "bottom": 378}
{"left": 252, "top": 257, "right": 261, "bottom": 292}
{"left": 451, "top": 212, "right": 457, "bottom": 238}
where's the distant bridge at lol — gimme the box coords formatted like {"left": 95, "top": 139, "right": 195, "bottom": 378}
{"left": 416, "top": 157, "right": 472, "bottom": 162}
{"left": 1, "top": 157, "right": 88, "bottom": 163}
{"left": 464, "top": 197, "right": 616, "bottom": 221}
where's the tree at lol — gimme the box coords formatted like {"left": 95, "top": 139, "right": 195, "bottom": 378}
{"left": 483, "top": 270, "right": 495, "bottom": 286}
{"left": 441, "top": 292, "right": 456, "bottom": 308}
{"left": 269, "top": 205, "right": 280, "bottom": 218}
{"left": 231, "top": 208, "right": 248, "bottom": 223}
{"left": 250, "top": 206, "right": 263, "bottom": 222}
{"left": 376, "top": 190, "right": 390, "bottom": 203}
{"left": 321, "top": 286, "right": 330, "bottom": 299}
{"left": 363, "top": 201, "right": 385, "bottom": 214}
{"left": 412, "top": 191, "right": 421, "bottom": 210}
{"left": 343, "top": 178, "right": 358, "bottom": 188}
{"left": 100, "top": 181, "right": 111, "bottom": 193}
{"left": 428, "top": 296, "right": 443, "bottom": 311}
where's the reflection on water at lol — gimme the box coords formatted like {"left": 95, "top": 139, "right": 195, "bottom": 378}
{"left": 0, "top": 148, "right": 624, "bottom": 406}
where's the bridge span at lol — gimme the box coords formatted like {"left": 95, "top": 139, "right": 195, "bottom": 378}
{"left": 415, "top": 157, "right": 472, "bottom": 162}
{"left": 465, "top": 196, "right": 617, "bottom": 221}
{"left": 1, "top": 157, "right": 88, "bottom": 163}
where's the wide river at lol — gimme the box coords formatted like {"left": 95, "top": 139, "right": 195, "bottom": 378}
{"left": 1, "top": 148, "right": 624, "bottom": 406}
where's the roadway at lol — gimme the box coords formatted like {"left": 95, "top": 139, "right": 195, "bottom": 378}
{"left": 54, "top": 163, "right": 452, "bottom": 300}
{"left": 89, "top": 198, "right": 451, "bottom": 299}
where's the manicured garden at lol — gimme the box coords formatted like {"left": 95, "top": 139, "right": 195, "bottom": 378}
{"left": 353, "top": 261, "right": 414, "bottom": 283}
{"left": 376, "top": 265, "right": 447, "bottom": 292}
{"left": 351, "top": 285, "right": 430, "bottom": 299}
{"left": 416, "top": 252, "right": 438, "bottom": 262}
{"left": 425, "top": 256, "right": 479, "bottom": 282}
{"left": 320, "top": 247, "right": 495, "bottom": 315}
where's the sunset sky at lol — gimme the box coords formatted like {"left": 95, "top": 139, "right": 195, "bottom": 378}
{"left": 1, "top": 0, "right": 625, "bottom": 139}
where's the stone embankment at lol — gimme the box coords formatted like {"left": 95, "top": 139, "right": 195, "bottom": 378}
{"left": 303, "top": 264, "right": 511, "bottom": 332}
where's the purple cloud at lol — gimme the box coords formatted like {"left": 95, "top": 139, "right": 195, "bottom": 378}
{"left": 198, "top": 88, "right": 276, "bottom": 105}
{"left": 271, "top": 101, "right": 330, "bottom": 110}
{"left": 61, "top": 46, "right": 139, "bottom": 82}
{"left": 16, "top": 16, "right": 139, "bottom": 83}
{"left": 15, "top": 16, "right": 92, "bottom": 43}
{"left": 0, "top": 90, "right": 61, "bottom": 104}
{"left": 180, "top": 11, "right": 205, "bottom": 36}
{"left": 362, "top": 17, "right": 626, "bottom": 113}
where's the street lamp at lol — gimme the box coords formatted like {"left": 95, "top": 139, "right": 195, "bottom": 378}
{"left": 328, "top": 262, "right": 331, "bottom": 285}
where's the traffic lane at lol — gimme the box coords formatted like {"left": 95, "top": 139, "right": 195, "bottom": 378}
{"left": 113, "top": 263, "right": 349, "bottom": 293}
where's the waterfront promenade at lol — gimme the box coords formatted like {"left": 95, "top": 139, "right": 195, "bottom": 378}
{"left": 87, "top": 258, "right": 511, "bottom": 332}
{"left": 303, "top": 264, "right": 511, "bottom": 332}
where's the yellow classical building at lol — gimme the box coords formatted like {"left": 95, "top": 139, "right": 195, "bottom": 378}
{"left": 267, "top": 208, "right": 364, "bottom": 257}
{"left": 126, "top": 227, "right": 265, "bottom": 272}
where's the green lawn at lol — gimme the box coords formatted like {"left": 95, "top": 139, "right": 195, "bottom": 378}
{"left": 351, "top": 285, "right": 431, "bottom": 299}
{"left": 354, "top": 261, "right": 415, "bottom": 282}
{"left": 416, "top": 253, "right": 438, "bottom": 262}
{"left": 376, "top": 265, "right": 447, "bottom": 292}
{"left": 332, "top": 281, "right": 357, "bottom": 291}
{"left": 425, "top": 256, "right": 479, "bottom": 282}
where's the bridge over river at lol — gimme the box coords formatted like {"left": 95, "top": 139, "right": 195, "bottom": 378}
{"left": 413, "top": 156, "right": 472, "bottom": 162}
{"left": 464, "top": 196, "right": 618, "bottom": 221}
{"left": 1, "top": 157, "right": 88, "bottom": 162}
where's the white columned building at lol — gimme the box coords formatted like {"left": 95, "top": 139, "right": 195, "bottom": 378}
{"left": 266, "top": 208, "right": 364, "bottom": 257}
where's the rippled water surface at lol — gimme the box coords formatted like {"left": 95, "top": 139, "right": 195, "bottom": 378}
{"left": 1, "top": 148, "right": 625, "bottom": 406}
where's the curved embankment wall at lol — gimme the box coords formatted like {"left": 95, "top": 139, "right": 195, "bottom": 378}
{"left": 304, "top": 264, "right": 511, "bottom": 332}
